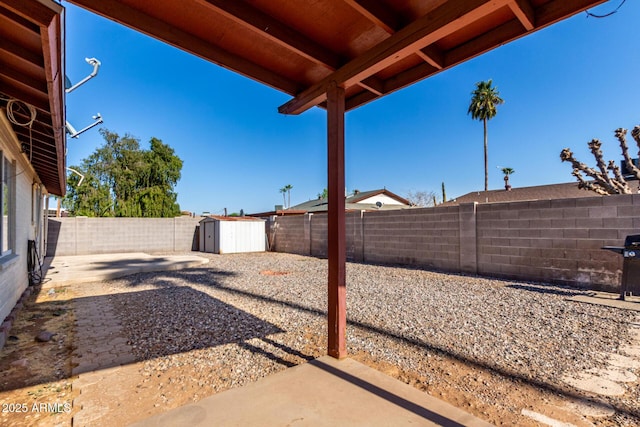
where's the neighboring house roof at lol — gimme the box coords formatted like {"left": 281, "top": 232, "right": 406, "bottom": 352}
{"left": 347, "top": 188, "right": 410, "bottom": 205}
{"left": 292, "top": 188, "right": 413, "bottom": 213}
{"left": 1, "top": 1, "right": 66, "bottom": 196}
{"left": 445, "top": 182, "right": 601, "bottom": 205}
{"left": 250, "top": 189, "right": 413, "bottom": 217}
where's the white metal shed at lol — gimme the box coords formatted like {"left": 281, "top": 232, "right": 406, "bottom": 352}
{"left": 199, "top": 216, "right": 266, "bottom": 254}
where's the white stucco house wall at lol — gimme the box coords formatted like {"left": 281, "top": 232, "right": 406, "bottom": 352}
{"left": 0, "top": 0, "right": 66, "bottom": 344}
{"left": 0, "top": 114, "right": 47, "bottom": 324}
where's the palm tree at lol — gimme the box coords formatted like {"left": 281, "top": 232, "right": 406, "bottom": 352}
{"left": 501, "top": 167, "right": 515, "bottom": 191}
{"left": 279, "top": 187, "right": 287, "bottom": 208}
{"left": 468, "top": 79, "right": 504, "bottom": 191}
{"left": 284, "top": 184, "right": 293, "bottom": 209}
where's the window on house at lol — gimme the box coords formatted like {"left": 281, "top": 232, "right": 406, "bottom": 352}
{"left": 1, "top": 154, "right": 14, "bottom": 256}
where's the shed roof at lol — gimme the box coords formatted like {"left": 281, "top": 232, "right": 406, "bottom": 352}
{"left": 200, "top": 215, "right": 265, "bottom": 222}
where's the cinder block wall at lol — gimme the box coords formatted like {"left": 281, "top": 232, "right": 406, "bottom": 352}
{"left": 476, "top": 195, "right": 639, "bottom": 291}
{"left": 363, "top": 207, "right": 460, "bottom": 270}
{"left": 47, "top": 217, "right": 201, "bottom": 256}
{"left": 269, "top": 194, "right": 640, "bottom": 291}
{"left": 275, "top": 212, "right": 364, "bottom": 261}
{"left": 310, "top": 214, "right": 327, "bottom": 258}
{"left": 271, "top": 207, "right": 461, "bottom": 270}
{"left": 271, "top": 215, "right": 307, "bottom": 255}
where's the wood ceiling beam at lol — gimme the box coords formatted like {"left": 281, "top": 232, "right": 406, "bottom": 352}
{"left": 40, "top": 9, "right": 65, "bottom": 195}
{"left": 536, "top": 0, "right": 607, "bottom": 27}
{"left": 347, "top": 21, "right": 519, "bottom": 112}
{"left": 344, "top": 0, "right": 445, "bottom": 71}
{"left": 279, "top": 0, "right": 510, "bottom": 115}
{"left": 340, "top": 1, "right": 409, "bottom": 97}
{"left": 0, "top": 82, "right": 50, "bottom": 111}
{"left": 346, "top": 61, "right": 438, "bottom": 110}
{"left": 0, "top": 0, "right": 61, "bottom": 26}
{"left": 196, "top": 0, "right": 342, "bottom": 70}
{"left": 197, "top": 0, "right": 390, "bottom": 98}
{"left": 343, "top": 0, "right": 399, "bottom": 33}
{"left": 0, "top": 61, "right": 48, "bottom": 96}
{"left": 13, "top": 128, "right": 57, "bottom": 153}
{"left": 383, "top": 62, "right": 439, "bottom": 94}
{"left": 197, "top": 1, "right": 390, "bottom": 99}
{"left": 359, "top": 76, "right": 384, "bottom": 96}
{"left": 10, "top": 116, "right": 55, "bottom": 142}
{"left": 67, "top": 0, "right": 301, "bottom": 95}
{"left": 445, "top": 0, "right": 605, "bottom": 70}
{"left": 0, "top": 37, "right": 44, "bottom": 70}
{"left": 445, "top": 19, "right": 523, "bottom": 70}
{"left": 345, "top": 90, "right": 378, "bottom": 112}
{"left": 29, "top": 159, "right": 59, "bottom": 174}
{"left": 508, "top": 0, "right": 534, "bottom": 30}
{"left": 0, "top": 5, "right": 40, "bottom": 36}
{"left": 417, "top": 46, "right": 444, "bottom": 70}
{"left": 30, "top": 165, "right": 57, "bottom": 178}
{"left": 347, "top": 20, "right": 521, "bottom": 112}
{"left": 21, "top": 146, "right": 60, "bottom": 163}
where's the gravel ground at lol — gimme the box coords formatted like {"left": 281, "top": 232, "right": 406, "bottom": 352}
{"left": 96, "top": 252, "right": 639, "bottom": 425}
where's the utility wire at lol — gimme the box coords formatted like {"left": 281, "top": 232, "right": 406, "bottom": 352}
{"left": 586, "top": 0, "right": 626, "bottom": 18}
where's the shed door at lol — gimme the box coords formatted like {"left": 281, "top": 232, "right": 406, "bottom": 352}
{"left": 204, "top": 221, "right": 215, "bottom": 253}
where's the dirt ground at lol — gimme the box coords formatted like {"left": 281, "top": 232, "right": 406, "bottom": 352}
{"left": 0, "top": 284, "right": 76, "bottom": 427}
{"left": 0, "top": 279, "right": 638, "bottom": 426}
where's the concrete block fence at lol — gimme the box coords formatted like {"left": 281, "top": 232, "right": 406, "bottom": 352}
{"left": 269, "top": 193, "right": 640, "bottom": 292}
{"left": 47, "top": 217, "right": 201, "bottom": 257}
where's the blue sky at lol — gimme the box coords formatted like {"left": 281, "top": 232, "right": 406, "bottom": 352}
{"left": 62, "top": 1, "right": 639, "bottom": 215}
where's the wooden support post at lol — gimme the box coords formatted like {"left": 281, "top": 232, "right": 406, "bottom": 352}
{"left": 327, "top": 81, "right": 347, "bottom": 359}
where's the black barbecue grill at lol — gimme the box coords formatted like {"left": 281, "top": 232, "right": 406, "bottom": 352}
{"left": 602, "top": 234, "right": 640, "bottom": 300}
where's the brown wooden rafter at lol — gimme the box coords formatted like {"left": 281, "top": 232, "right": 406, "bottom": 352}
{"left": 66, "top": 0, "right": 302, "bottom": 95}
{"left": 280, "top": 0, "right": 513, "bottom": 115}
{"left": 1, "top": 0, "right": 65, "bottom": 196}
{"left": 282, "top": 0, "right": 605, "bottom": 114}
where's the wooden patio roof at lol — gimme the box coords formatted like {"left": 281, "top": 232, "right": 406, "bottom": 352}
{"left": 0, "top": 0, "right": 605, "bottom": 198}
{"left": 68, "top": 0, "right": 604, "bottom": 115}
{"left": 0, "top": 0, "right": 65, "bottom": 196}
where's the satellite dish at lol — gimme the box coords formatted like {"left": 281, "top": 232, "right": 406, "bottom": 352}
{"left": 375, "top": 201, "right": 382, "bottom": 208}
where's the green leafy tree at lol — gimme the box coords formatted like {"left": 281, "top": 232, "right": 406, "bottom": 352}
{"left": 317, "top": 188, "right": 328, "bottom": 199}
{"left": 468, "top": 79, "right": 504, "bottom": 191}
{"left": 63, "top": 129, "right": 182, "bottom": 217}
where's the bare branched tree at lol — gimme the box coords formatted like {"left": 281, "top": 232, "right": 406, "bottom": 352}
{"left": 560, "top": 125, "right": 640, "bottom": 195}
{"left": 406, "top": 190, "right": 439, "bottom": 207}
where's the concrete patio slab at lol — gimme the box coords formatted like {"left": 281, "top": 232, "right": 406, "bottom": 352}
{"left": 131, "top": 356, "right": 493, "bottom": 427}
{"left": 42, "top": 252, "right": 209, "bottom": 288}
{"left": 569, "top": 292, "right": 640, "bottom": 312}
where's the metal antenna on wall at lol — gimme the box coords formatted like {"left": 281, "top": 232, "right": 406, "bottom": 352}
{"left": 65, "top": 57, "right": 104, "bottom": 139}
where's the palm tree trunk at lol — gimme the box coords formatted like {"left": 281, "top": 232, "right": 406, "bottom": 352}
{"left": 483, "top": 117, "right": 488, "bottom": 192}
